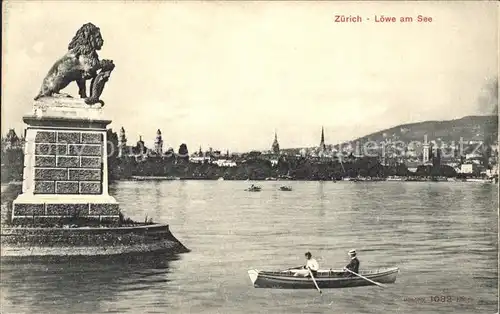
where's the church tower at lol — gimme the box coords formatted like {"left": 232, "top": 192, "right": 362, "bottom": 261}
{"left": 118, "top": 127, "right": 127, "bottom": 157}
{"left": 154, "top": 129, "right": 163, "bottom": 155}
{"left": 137, "top": 135, "right": 145, "bottom": 153}
{"left": 271, "top": 130, "right": 280, "bottom": 154}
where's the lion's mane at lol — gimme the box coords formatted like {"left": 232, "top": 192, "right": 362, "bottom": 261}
{"left": 67, "top": 22, "right": 101, "bottom": 56}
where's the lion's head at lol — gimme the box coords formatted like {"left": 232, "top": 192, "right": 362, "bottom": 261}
{"left": 68, "top": 22, "right": 104, "bottom": 56}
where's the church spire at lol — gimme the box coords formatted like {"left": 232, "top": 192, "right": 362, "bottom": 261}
{"left": 271, "top": 129, "right": 280, "bottom": 154}
{"left": 319, "top": 126, "right": 326, "bottom": 151}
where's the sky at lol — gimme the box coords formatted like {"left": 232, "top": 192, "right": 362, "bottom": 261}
{"left": 1, "top": 1, "right": 498, "bottom": 152}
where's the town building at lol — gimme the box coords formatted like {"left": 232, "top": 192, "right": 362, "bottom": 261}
{"left": 117, "top": 127, "right": 149, "bottom": 160}
{"left": 422, "top": 137, "right": 430, "bottom": 164}
{"left": 460, "top": 163, "right": 480, "bottom": 175}
{"left": 212, "top": 159, "right": 237, "bottom": 167}
{"left": 405, "top": 161, "right": 421, "bottom": 173}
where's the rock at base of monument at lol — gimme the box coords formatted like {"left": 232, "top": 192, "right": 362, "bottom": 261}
{"left": 0, "top": 223, "right": 190, "bottom": 257}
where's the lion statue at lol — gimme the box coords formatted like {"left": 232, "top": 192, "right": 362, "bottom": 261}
{"left": 34, "top": 22, "right": 115, "bottom": 106}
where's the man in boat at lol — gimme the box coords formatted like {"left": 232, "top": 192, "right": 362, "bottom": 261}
{"left": 293, "top": 252, "right": 319, "bottom": 277}
{"left": 343, "top": 249, "right": 360, "bottom": 277}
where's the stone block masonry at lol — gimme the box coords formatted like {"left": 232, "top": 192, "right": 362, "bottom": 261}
{"left": 89, "top": 203, "right": 120, "bottom": 215}
{"left": 46, "top": 204, "right": 89, "bottom": 216}
{"left": 12, "top": 203, "right": 120, "bottom": 218}
{"left": 12, "top": 100, "right": 120, "bottom": 223}
{"left": 57, "top": 156, "right": 79, "bottom": 167}
{"left": 12, "top": 204, "right": 45, "bottom": 216}
{"left": 34, "top": 181, "right": 55, "bottom": 194}
{"left": 56, "top": 181, "right": 79, "bottom": 194}
{"left": 80, "top": 182, "right": 102, "bottom": 194}
{"left": 33, "top": 130, "right": 103, "bottom": 195}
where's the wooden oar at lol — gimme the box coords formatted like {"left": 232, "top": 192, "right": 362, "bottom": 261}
{"left": 344, "top": 268, "right": 386, "bottom": 288}
{"left": 286, "top": 265, "right": 304, "bottom": 270}
{"left": 308, "top": 268, "right": 322, "bottom": 294}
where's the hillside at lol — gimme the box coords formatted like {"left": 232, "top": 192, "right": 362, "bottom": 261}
{"left": 280, "top": 115, "right": 498, "bottom": 154}
{"left": 349, "top": 115, "right": 498, "bottom": 145}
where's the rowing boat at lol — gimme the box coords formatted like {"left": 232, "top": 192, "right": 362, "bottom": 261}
{"left": 245, "top": 186, "right": 262, "bottom": 192}
{"left": 247, "top": 267, "right": 399, "bottom": 289}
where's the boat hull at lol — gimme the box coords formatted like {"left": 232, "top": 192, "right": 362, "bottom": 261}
{"left": 248, "top": 267, "right": 399, "bottom": 289}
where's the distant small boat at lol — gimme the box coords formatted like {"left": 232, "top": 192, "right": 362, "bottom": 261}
{"left": 279, "top": 186, "right": 292, "bottom": 191}
{"left": 248, "top": 267, "right": 399, "bottom": 289}
{"left": 245, "top": 185, "right": 262, "bottom": 192}
{"left": 218, "top": 177, "right": 225, "bottom": 181}
{"left": 342, "top": 177, "right": 359, "bottom": 182}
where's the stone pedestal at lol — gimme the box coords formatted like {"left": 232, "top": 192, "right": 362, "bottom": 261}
{"left": 12, "top": 96, "right": 119, "bottom": 223}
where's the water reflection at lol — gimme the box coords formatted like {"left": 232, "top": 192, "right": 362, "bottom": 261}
{"left": 175, "top": 181, "right": 189, "bottom": 218}
{"left": 0, "top": 253, "right": 180, "bottom": 313}
{"left": 317, "top": 181, "right": 326, "bottom": 217}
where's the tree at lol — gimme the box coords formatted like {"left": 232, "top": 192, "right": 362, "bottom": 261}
{"left": 1, "top": 148, "right": 23, "bottom": 182}
{"left": 107, "top": 129, "right": 120, "bottom": 180}
{"left": 177, "top": 143, "right": 189, "bottom": 163}
{"left": 178, "top": 143, "right": 188, "bottom": 156}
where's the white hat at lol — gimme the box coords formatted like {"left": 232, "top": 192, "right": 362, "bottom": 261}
{"left": 348, "top": 249, "right": 356, "bottom": 254}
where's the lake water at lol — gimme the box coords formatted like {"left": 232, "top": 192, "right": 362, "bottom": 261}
{"left": 1, "top": 181, "right": 498, "bottom": 314}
